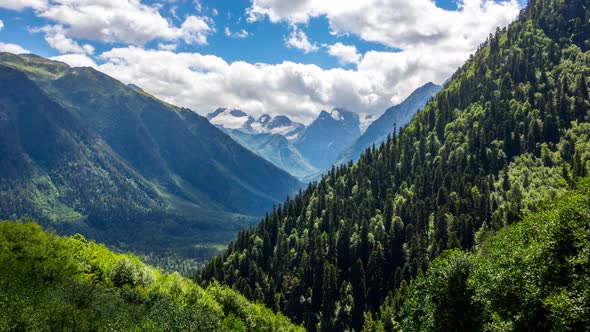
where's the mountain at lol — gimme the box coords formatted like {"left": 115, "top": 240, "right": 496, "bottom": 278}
{"left": 207, "top": 108, "right": 257, "bottom": 132}
{"left": 0, "top": 53, "right": 300, "bottom": 259}
{"left": 200, "top": 0, "right": 590, "bottom": 330}
{"left": 337, "top": 82, "right": 442, "bottom": 164}
{"left": 293, "top": 109, "right": 361, "bottom": 170}
{"left": 207, "top": 109, "right": 315, "bottom": 179}
{"left": 252, "top": 114, "right": 306, "bottom": 140}
{"left": 227, "top": 130, "right": 319, "bottom": 181}
{"left": 207, "top": 109, "right": 305, "bottom": 140}
{"left": 0, "top": 220, "right": 303, "bottom": 331}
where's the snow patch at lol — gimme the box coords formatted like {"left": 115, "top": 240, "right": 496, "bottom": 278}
{"left": 209, "top": 109, "right": 253, "bottom": 130}
{"left": 359, "top": 114, "right": 377, "bottom": 134}
{"left": 330, "top": 110, "right": 343, "bottom": 121}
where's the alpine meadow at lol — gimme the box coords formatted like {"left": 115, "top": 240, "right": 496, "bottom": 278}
{"left": 0, "top": 0, "right": 589, "bottom": 331}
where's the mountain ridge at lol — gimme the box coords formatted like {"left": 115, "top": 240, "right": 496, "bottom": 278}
{"left": 199, "top": 0, "right": 590, "bottom": 330}
{"left": 0, "top": 52, "right": 301, "bottom": 259}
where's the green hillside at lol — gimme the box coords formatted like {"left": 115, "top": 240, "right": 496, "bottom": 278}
{"left": 0, "top": 220, "right": 303, "bottom": 331}
{"left": 372, "top": 177, "right": 590, "bottom": 331}
{"left": 199, "top": 0, "right": 590, "bottom": 330}
{"left": 0, "top": 53, "right": 301, "bottom": 264}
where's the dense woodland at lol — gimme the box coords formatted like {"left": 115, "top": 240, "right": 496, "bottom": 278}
{"left": 199, "top": 0, "right": 590, "bottom": 330}
{"left": 371, "top": 177, "right": 590, "bottom": 331}
{"left": 0, "top": 221, "right": 303, "bottom": 331}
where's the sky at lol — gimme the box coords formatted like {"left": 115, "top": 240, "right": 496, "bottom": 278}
{"left": 0, "top": 0, "right": 526, "bottom": 123}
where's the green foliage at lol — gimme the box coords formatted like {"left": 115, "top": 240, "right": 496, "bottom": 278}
{"left": 387, "top": 178, "right": 590, "bottom": 331}
{"left": 0, "top": 221, "right": 303, "bottom": 331}
{"left": 199, "top": 0, "right": 590, "bottom": 330}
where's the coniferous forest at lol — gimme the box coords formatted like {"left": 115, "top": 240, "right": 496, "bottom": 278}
{"left": 0, "top": 0, "right": 589, "bottom": 331}
{"left": 199, "top": 0, "right": 590, "bottom": 330}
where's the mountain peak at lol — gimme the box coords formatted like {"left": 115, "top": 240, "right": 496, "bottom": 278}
{"left": 258, "top": 114, "right": 272, "bottom": 125}
{"left": 208, "top": 109, "right": 306, "bottom": 140}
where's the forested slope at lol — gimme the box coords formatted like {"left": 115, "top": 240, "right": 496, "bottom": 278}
{"left": 199, "top": 0, "right": 590, "bottom": 330}
{"left": 370, "top": 177, "right": 590, "bottom": 331}
{"left": 0, "top": 221, "right": 303, "bottom": 331}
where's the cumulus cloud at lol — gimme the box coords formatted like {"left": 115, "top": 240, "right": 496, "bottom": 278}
{"left": 0, "top": 42, "right": 29, "bottom": 54}
{"left": 33, "top": 25, "right": 94, "bottom": 54}
{"left": 11, "top": 0, "right": 213, "bottom": 46}
{"left": 180, "top": 16, "right": 212, "bottom": 45}
{"left": 325, "top": 42, "right": 361, "bottom": 65}
{"left": 50, "top": 53, "right": 97, "bottom": 67}
{"left": 0, "top": 19, "right": 3, "bottom": 30}
{"left": 0, "top": 0, "right": 46, "bottom": 11}
{"left": 158, "top": 43, "right": 178, "bottom": 51}
{"left": 247, "top": 0, "right": 520, "bottom": 50}
{"left": 85, "top": 46, "right": 458, "bottom": 124}
{"left": 285, "top": 27, "right": 318, "bottom": 53}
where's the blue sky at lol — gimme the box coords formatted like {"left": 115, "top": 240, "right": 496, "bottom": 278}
{"left": 0, "top": 0, "right": 526, "bottom": 122}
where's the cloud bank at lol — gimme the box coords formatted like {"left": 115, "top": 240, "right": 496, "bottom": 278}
{"left": 2, "top": 0, "right": 521, "bottom": 123}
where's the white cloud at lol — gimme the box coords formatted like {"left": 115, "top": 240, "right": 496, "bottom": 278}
{"left": 325, "top": 42, "right": 361, "bottom": 65}
{"left": 249, "top": 0, "right": 520, "bottom": 73}
{"left": 212, "top": 8, "right": 218, "bottom": 16}
{"left": 89, "top": 46, "right": 458, "bottom": 124}
{"left": 7, "top": 0, "right": 213, "bottom": 46}
{"left": 0, "top": 19, "right": 3, "bottom": 30}
{"left": 234, "top": 29, "right": 249, "bottom": 38}
{"left": 225, "top": 27, "right": 250, "bottom": 38}
{"left": 34, "top": 25, "right": 94, "bottom": 54}
{"left": 247, "top": 0, "right": 519, "bottom": 49}
{"left": 158, "top": 43, "right": 178, "bottom": 51}
{"left": 0, "top": 42, "right": 29, "bottom": 54}
{"left": 50, "top": 53, "right": 97, "bottom": 68}
{"left": 180, "top": 16, "right": 212, "bottom": 45}
{"left": 0, "top": 0, "right": 46, "bottom": 11}
{"left": 285, "top": 27, "right": 318, "bottom": 53}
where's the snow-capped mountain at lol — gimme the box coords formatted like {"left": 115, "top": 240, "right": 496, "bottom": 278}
{"left": 252, "top": 114, "right": 306, "bottom": 140}
{"left": 207, "top": 109, "right": 305, "bottom": 140}
{"left": 206, "top": 108, "right": 256, "bottom": 131}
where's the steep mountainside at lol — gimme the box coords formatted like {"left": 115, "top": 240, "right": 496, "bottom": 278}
{"left": 0, "top": 221, "right": 303, "bottom": 331}
{"left": 294, "top": 109, "right": 361, "bottom": 170}
{"left": 227, "top": 130, "right": 319, "bottom": 181}
{"left": 375, "top": 178, "right": 590, "bottom": 331}
{"left": 337, "top": 82, "right": 442, "bottom": 164}
{"left": 0, "top": 53, "right": 300, "bottom": 259}
{"left": 200, "top": 0, "right": 590, "bottom": 330}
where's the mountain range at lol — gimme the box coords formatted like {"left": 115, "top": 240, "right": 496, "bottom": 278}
{"left": 0, "top": 52, "right": 300, "bottom": 258}
{"left": 208, "top": 108, "right": 306, "bottom": 140}
{"left": 2, "top": 0, "right": 590, "bottom": 330}
{"left": 208, "top": 86, "right": 440, "bottom": 178}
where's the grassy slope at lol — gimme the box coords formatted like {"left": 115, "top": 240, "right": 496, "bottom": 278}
{"left": 0, "top": 220, "right": 304, "bottom": 332}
